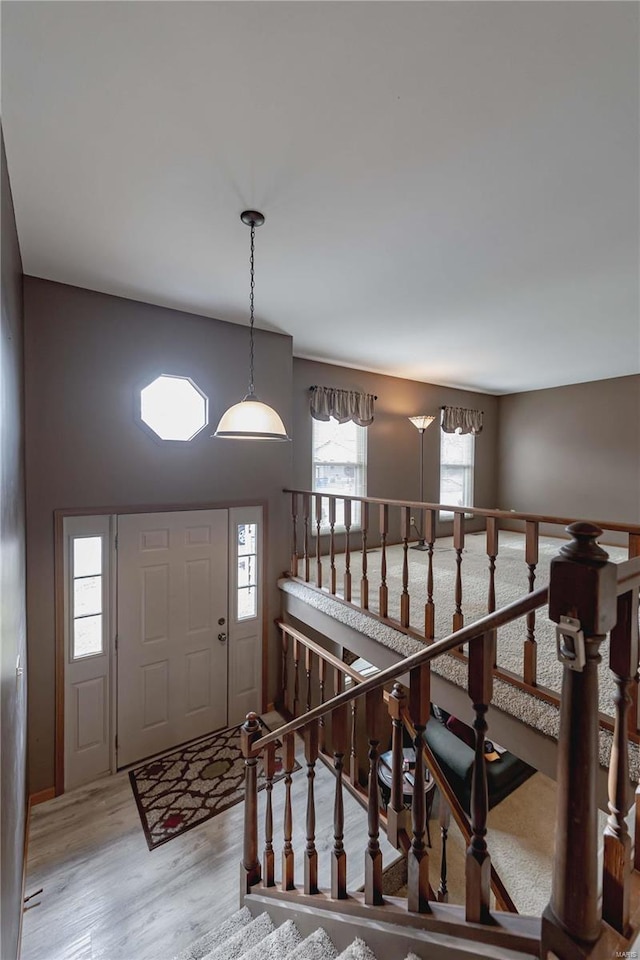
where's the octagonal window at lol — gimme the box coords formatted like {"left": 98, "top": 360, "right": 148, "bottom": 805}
{"left": 140, "top": 375, "right": 208, "bottom": 441}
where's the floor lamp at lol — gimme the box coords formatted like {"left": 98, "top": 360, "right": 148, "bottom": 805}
{"left": 408, "top": 415, "right": 435, "bottom": 550}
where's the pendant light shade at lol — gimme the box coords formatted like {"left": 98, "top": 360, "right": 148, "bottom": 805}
{"left": 214, "top": 210, "right": 290, "bottom": 441}
{"left": 215, "top": 394, "right": 289, "bottom": 440}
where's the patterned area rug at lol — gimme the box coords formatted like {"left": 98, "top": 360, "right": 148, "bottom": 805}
{"left": 129, "top": 721, "right": 299, "bottom": 850}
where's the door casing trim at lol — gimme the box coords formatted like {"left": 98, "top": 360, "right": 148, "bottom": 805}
{"left": 54, "top": 498, "right": 269, "bottom": 796}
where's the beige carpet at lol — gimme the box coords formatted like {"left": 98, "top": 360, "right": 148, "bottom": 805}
{"left": 390, "top": 771, "right": 609, "bottom": 918}
{"left": 330, "top": 531, "right": 628, "bottom": 715}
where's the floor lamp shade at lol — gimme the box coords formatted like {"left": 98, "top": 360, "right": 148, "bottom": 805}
{"left": 408, "top": 414, "right": 435, "bottom": 549}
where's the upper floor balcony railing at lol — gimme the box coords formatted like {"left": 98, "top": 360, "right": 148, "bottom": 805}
{"left": 284, "top": 488, "right": 640, "bottom": 737}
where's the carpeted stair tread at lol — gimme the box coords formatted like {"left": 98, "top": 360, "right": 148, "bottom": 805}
{"left": 203, "top": 912, "right": 274, "bottom": 960}
{"left": 335, "top": 938, "right": 377, "bottom": 960}
{"left": 240, "top": 919, "right": 302, "bottom": 960}
{"left": 173, "top": 907, "right": 252, "bottom": 960}
{"left": 285, "top": 927, "right": 338, "bottom": 960}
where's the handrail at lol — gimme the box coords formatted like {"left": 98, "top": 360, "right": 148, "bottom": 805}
{"left": 616, "top": 556, "right": 640, "bottom": 594}
{"left": 284, "top": 487, "right": 640, "bottom": 537}
{"left": 276, "top": 620, "right": 365, "bottom": 685}
{"left": 255, "top": 584, "right": 548, "bottom": 750}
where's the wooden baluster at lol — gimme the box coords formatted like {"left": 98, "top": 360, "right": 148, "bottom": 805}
{"left": 628, "top": 534, "right": 640, "bottom": 737}
{"left": 292, "top": 637, "right": 300, "bottom": 718}
{"left": 487, "top": 517, "right": 499, "bottom": 668}
{"left": 386, "top": 682, "right": 408, "bottom": 848}
{"left": 240, "top": 713, "right": 262, "bottom": 892}
{"left": 349, "top": 698, "right": 359, "bottom": 786}
{"left": 315, "top": 494, "right": 323, "bottom": 588}
{"left": 541, "top": 523, "right": 617, "bottom": 958}
{"left": 379, "top": 504, "right": 389, "bottom": 619}
{"left": 437, "top": 800, "right": 451, "bottom": 903}
{"left": 524, "top": 520, "right": 539, "bottom": 686}
{"left": 466, "top": 631, "right": 493, "bottom": 924}
{"left": 603, "top": 586, "right": 639, "bottom": 933}
{"left": 303, "top": 493, "right": 311, "bottom": 583}
{"left": 318, "top": 657, "right": 327, "bottom": 753}
{"left": 281, "top": 732, "right": 296, "bottom": 891}
{"left": 364, "top": 687, "right": 384, "bottom": 906}
{"left": 344, "top": 499, "right": 352, "bottom": 601}
{"left": 305, "top": 646, "right": 313, "bottom": 715}
{"left": 361, "top": 501, "right": 369, "bottom": 610}
{"left": 281, "top": 629, "right": 289, "bottom": 715}
{"left": 407, "top": 664, "right": 431, "bottom": 913}
{"left": 291, "top": 492, "right": 299, "bottom": 577}
{"left": 329, "top": 498, "right": 337, "bottom": 595}
{"left": 486, "top": 517, "right": 499, "bottom": 615}
{"left": 401, "top": 506, "right": 411, "bottom": 628}
{"left": 453, "top": 511, "right": 465, "bottom": 634}
{"left": 424, "top": 509, "right": 436, "bottom": 640}
{"left": 304, "top": 720, "right": 319, "bottom": 895}
{"left": 262, "top": 741, "right": 276, "bottom": 887}
{"left": 331, "top": 701, "right": 349, "bottom": 899}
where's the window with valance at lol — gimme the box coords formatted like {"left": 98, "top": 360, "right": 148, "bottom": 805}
{"left": 309, "top": 386, "right": 374, "bottom": 530}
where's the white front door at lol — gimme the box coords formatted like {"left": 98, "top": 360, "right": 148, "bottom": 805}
{"left": 116, "top": 510, "right": 228, "bottom": 767}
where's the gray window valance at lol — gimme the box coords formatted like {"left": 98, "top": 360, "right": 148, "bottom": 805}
{"left": 441, "top": 405, "right": 483, "bottom": 435}
{"left": 309, "top": 386, "right": 376, "bottom": 426}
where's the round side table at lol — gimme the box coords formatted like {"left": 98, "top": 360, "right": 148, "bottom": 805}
{"left": 378, "top": 747, "right": 436, "bottom": 846}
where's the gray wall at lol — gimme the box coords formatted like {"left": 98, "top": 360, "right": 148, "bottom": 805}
{"left": 498, "top": 375, "right": 640, "bottom": 543}
{"left": 1, "top": 132, "right": 27, "bottom": 960}
{"left": 24, "top": 277, "right": 293, "bottom": 792}
{"left": 293, "top": 358, "right": 499, "bottom": 542}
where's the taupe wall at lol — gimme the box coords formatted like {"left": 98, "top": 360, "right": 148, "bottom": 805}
{"left": 498, "top": 375, "right": 640, "bottom": 542}
{"left": 1, "top": 132, "right": 27, "bottom": 960}
{"left": 24, "top": 278, "right": 293, "bottom": 792}
{"left": 292, "top": 359, "right": 499, "bottom": 541}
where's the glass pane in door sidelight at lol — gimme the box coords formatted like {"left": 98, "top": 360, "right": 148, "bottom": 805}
{"left": 73, "top": 536, "right": 102, "bottom": 578}
{"left": 74, "top": 614, "right": 103, "bottom": 658}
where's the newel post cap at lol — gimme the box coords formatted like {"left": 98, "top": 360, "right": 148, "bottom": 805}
{"left": 549, "top": 523, "right": 617, "bottom": 635}
{"left": 241, "top": 712, "right": 262, "bottom": 758}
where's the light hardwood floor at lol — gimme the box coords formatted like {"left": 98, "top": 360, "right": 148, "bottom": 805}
{"left": 21, "top": 716, "right": 398, "bottom": 960}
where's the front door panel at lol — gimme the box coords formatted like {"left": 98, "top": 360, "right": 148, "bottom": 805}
{"left": 117, "top": 510, "right": 228, "bottom": 767}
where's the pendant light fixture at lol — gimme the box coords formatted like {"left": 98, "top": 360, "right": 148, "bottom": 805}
{"left": 214, "top": 210, "right": 290, "bottom": 440}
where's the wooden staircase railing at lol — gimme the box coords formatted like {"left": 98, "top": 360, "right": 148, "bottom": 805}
{"left": 285, "top": 488, "right": 640, "bottom": 739}
{"left": 242, "top": 523, "right": 640, "bottom": 959}
{"left": 276, "top": 620, "right": 519, "bottom": 914}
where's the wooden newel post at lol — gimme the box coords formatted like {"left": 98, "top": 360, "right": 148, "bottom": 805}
{"left": 240, "top": 712, "right": 262, "bottom": 895}
{"left": 541, "top": 522, "right": 617, "bottom": 960}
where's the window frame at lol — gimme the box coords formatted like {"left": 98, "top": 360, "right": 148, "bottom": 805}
{"left": 439, "top": 430, "right": 475, "bottom": 521}
{"left": 311, "top": 416, "right": 367, "bottom": 534}
{"left": 135, "top": 371, "right": 209, "bottom": 444}
{"left": 235, "top": 521, "right": 259, "bottom": 622}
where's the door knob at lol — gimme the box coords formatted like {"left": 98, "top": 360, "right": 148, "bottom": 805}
{"left": 218, "top": 632, "right": 227, "bottom": 643}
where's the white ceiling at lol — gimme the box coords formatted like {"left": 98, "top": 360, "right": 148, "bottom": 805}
{"left": 2, "top": 1, "right": 638, "bottom": 394}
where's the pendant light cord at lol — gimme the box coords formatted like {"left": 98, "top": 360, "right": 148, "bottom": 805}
{"left": 248, "top": 222, "right": 256, "bottom": 396}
